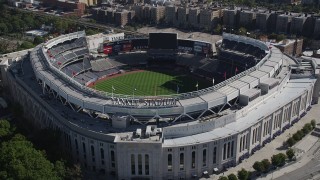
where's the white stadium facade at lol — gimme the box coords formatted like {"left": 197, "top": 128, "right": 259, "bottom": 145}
{"left": 0, "top": 31, "right": 319, "bottom": 180}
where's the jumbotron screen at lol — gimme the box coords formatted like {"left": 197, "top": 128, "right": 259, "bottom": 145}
{"left": 149, "top": 33, "right": 177, "bottom": 49}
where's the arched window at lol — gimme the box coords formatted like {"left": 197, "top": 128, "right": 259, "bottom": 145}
{"left": 131, "top": 154, "right": 135, "bottom": 175}
{"left": 91, "top": 146, "right": 95, "bottom": 157}
{"left": 145, "top": 154, "right": 149, "bottom": 175}
{"left": 191, "top": 151, "right": 195, "bottom": 168}
{"left": 179, "top": 153, "right": 184, "bottom": 170}
{"left": 111, "top": 150, "right": 115, "bottom": 161}
{"left": 203, "top": 149, "right": 207, "bottom": 167}
{"left": 138, "top": 154, "right": 142, "bottom": 175}
{"left": 110, "top": 150, "right": 115, "bottom": 168}
{"left": 213, "top": 147, "right": 217, "bottom": 164}
{"left": 100, "top": 148, "right": 104, "bottom": 159}
{"left": 75, "top": 139, "right": 78, "bottom": 150}
{"left": 168, "top": 154, "right": 172, "bottom": 171}
{"left": 82, "top": 142, "right": 86, "bottom": 153}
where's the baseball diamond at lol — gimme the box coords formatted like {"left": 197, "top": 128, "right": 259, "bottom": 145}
{"left": 94, "top": 70, "right": 212, "bottom": 96}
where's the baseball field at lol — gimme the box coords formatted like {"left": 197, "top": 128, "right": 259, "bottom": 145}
{"left": 94, "top": 70, "right": 211, "bottom": 96}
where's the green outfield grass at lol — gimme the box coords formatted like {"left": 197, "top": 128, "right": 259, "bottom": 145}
{"left": 94, "top": 70, "right": 212, "bottom": 96}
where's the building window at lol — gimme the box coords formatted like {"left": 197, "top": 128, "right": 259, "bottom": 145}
{"left": 111, "top": 150, "right": 115, "bottom": 168}
{"left": 100, "top": 148, "right": 104, "bottom": 159}
{"left": 179, "top": 153, "right": 184, "bottom": 170}
{"left": 239, "top": 136, "right": 243, "bottom": 152}
{"left": 203, "top": 149, "right": 207, "bottom": 167}
{"left": 91, "top": 146, "right": 95, "bottom": 157}
{"left": 75, "top": 139, "right": 78, "bottom": 150}
{"left": 168, "top": 154, "right": 173, "bottom": 171}
{"left": 213, "top": 147, "right": 217, "bottom": 164}
{"left": 145, "top": 154, "right": 149, "bottom": 175}
{"left": 191, "top": 151, "right": 196, "bottom": 168}
{"left": 131, "top": 154, "right": 135, "bottom": 175}
{"left": 223, "top": 143, "right": 226, "bottom": 160}
{"left": 82, "top": 142, "right": 86, "bottom": 154}
{"left": 227, "top": 142, "right": 231, "bottom": 158}
{"left": 180, "top": 148, "right": 184, "bottom": 151}
{"left": 138, "top": 154, "right": 142, "bottom": 175}
{"left": 231, "top": 141, "right": 234, "bottom": 157}
{"left": 168, "top": 148, "right": 172, "bottom": 152}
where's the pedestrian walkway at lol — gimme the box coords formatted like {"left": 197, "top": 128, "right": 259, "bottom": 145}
{"left": 204, "top": 102, "right": 320, "bottom": 180}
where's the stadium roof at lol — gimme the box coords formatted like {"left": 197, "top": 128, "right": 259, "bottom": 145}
{"left": 163, "top": 78, "right": 315, "bottom": 146}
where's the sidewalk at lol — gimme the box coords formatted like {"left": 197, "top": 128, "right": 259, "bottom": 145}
{"left": 205, "top": 102, "right": 320, "bottom": 180}
{"left": 258, "top": 140, "right": 320, "bottom": 180}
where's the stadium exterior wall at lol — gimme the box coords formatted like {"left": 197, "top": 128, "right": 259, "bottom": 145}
{"left": 2, "top": 63, "right": 314, "bottom": 180}
{"left": 0, "top": 32, "right": 317, "bottom": 180}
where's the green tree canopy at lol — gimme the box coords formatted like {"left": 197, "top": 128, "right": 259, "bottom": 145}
{"left": 286, "top": 149, "right": 295, "bottom": 160}
{"left": 33, "top": 36, "right": 45, "bottom": 44}
{"left": 0, "top": 23, "right": 8, "bottom": 35}
{"left": 0, "top": 134, "right": 63, "bottom": 180}
{"left": 261, "top": 159, "right": 271, "bottom": 172}
{"left": 237, "top": 27, "right": 247, "bottom": 36}
{"left": 271, "top": 153, "right": 287, "bottom": 167}
{"left": 228, "top": 173, "right": 238, "bottom": 180}
{"left": 286, "top": 137, "right": 296, "bottom": 147}
{"left": 237, "top": 168, "right": 249, "bottom": 180}
{"left": 19, "top": 41, "right": 34, "bottom": 50}
{"left": 311, "top": 120, "right": 316, "bottom": 129}
{"left": 253, "top": 161, "right": 264, "bottom": 173}
{"left": 219, "top": 176, "right": 229, "bottom": 180}
{"left": 0, "top": 119, "right": 13, "bottom": 138}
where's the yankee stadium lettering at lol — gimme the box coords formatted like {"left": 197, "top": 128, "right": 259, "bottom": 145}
{"left": 111, "top": 98, "right": 178, "bottom": 107}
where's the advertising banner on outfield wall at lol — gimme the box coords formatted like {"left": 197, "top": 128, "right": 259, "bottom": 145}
{"left": 177, "top": 39, "right": 194, "bottom": 52}
{"left": 193, "top": 41, "right": 212, "bottom": 55}
{"left": 103, "top": 40, "right": 133, "bottom": 55}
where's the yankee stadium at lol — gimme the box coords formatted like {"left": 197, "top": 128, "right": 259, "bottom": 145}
{"left": 0, "top": 31, "right": 319, "bottom": 180}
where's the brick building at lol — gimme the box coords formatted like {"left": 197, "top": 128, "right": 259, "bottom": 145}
{"left": 42, "top": 0, "right": 86, "bottom": 16}
{"left": 239, "top": 10, "right": 256, "bottom": 29}
{"left": 275, "top": 39, "right": 304, "bottom": 56}
{"left": 188, "top": 7, "right": 200, "bottom": 28}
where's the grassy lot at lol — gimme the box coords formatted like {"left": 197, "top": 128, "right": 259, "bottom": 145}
{"left": 94, "top": 70, "right": 211, "bottom": 96}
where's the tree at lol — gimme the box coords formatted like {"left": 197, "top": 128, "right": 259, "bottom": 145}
{"left": 271, "top": 153, "right": 287, "bottom": 167}
{"left": 237, "top": 168, "right": 249, "bottom": 180}
{"left": 286, "top": 137, "right": 296, "bottom": 147}
{"left": 286, "top": 149, "right": 295, "bottom": 160}
{"left": 228, "top": 173, "right": 238, "bottom": 180}
{"left": 33, "top": 36, "right": 45, "bottom": 45}
{"left": 0, "top": 134, "right": 62, "bottom": 180}
{"left": 237, "top": 27, "right": 247, "bottom": 36}
{"left": 0, "top": 119, "right": 12, "bottom": 139}
{"left": 219, "top": 176, "right": 229, "bottom": 180}
{"left": 297, "top": 130, "right": 305, "bottom": 138}
{"left": 66, "top": 164, "right": 83, "bottom": 180}
{"left": 311, "top": 120, "right": 316, "bottom": 129}
{"left": 303, "top": 123, "right": 313, "bottom": 134}
{"left": 276, "top": 34, "right": 286, "bottom": 42}
{"left": 261, "top": 159, "right": 271, "bottom": 172}
{"left": 253, "top": 161, "right": 264, "bottom": 173}
{"left": 0, "top": 23, "right": 8, "bottom": 35}
{"left": 214, "top": 24, "right": 222, "bottom": 34}
{"left": 54, "top": 161, "right": 66, "bottom": 179}
{"left": 19, "top": 41, "right": 34, "bottom": 50}
{"left": 293, "top": 132, "right": 302, "bottom": 141}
